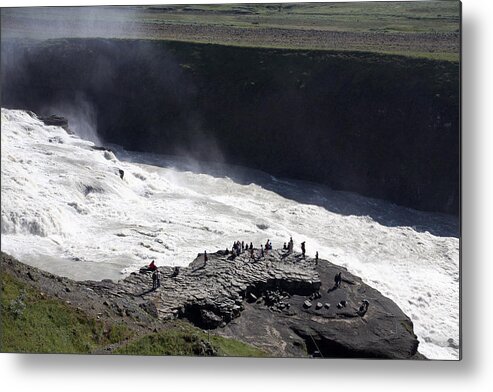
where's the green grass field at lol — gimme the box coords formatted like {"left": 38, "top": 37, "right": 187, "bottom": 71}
{"left": 0, "top": 272, "right": 129, "bottom": 353}
{"left": 115, "top": 322, "right": 268, "bottom": 357}
{"left": 142, "top": 2, "right": 460, "bottom": 34}
{"left": 0, "top": 270, "right": 267, "bottom": 356}
{"left": 1, "top": 2, "right": 460, "bottom": 61}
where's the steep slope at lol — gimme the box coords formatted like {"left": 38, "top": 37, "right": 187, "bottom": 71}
{"left": 1, "top": 38, "right": 460, "bottom": 214}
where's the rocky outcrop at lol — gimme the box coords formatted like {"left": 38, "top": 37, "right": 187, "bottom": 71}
{"left": 1, "top": 250, "right": 424, "bottom": 359}
{"left": 36, "top": 114, "right": 72, "bottom": 134}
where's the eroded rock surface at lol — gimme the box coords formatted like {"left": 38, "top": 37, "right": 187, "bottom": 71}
{"left": 1, "top": 250, "right": 423, "bottom": 358}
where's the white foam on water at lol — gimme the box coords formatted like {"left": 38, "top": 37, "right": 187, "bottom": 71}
{"left": 0, "top": 108, "right": 459, "bottom": 359}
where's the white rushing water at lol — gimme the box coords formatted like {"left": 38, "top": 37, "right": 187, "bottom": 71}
{"left": 0, "top": 108, "right": 460, "bottom": 360}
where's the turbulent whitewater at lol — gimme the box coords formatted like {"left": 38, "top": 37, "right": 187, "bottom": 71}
{"left": 1, "top": 109, "right": 459, "bottom": 359}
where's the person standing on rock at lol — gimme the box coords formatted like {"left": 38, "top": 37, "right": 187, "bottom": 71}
{"left": 315, "top": 251, "right": 319, "bottom": 265}
{"left": 250, "top": 247, "right": 255, "bottom": 260}
{"left": 357, "top": 299, "right": 369, "bottom": 316}
{"left": 152, "top": 269, "right": 160, "bottom": 290}
{"left": 334, "top": 272, "right": 342, "bottom": 288}
{"left": 301, "top": 241, "right": 306, "bottom": 258}
{"left": 204, "top": 251, "right": 208, "bottom": 264}
{"left": 260, "top": 244, "right": 264, "bottom": 258}
{"left": 148, "top": 260, "right": 157, "bottom": 271}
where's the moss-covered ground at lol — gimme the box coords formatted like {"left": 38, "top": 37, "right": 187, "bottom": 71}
{"left": 0, "top": 269, "right": 267, "bottom": 357}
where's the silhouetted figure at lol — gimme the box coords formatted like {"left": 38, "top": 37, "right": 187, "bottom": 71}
{"left": 241, "top": 241, "right": 245, "bottom": 252}
{"left": 301, "top": 241, "right": 306, "bottom": 258}
{"left": 288, "top": 237, "right": 294, "bottom": 253}
{"left": 250, "top": 247, "right": 254, "bottom": 260}
{"left": 152, "top": 271, "right": 157, "bottom": 288}
{"left": 171, "top": 266, "right": 180, "bottom": 278}
{"left": 358, "top": 299, "right": 370, "bottom": 316}
{"left": 283, "top": 242, "right": 287, "bottom": 250}
{"left": 334, "top": 272, "right": 342, "bottom": 288}
{"left": 261, "top": 245, "right": 264, "bottom": 258}
{"left": 315, "top": 251, "right": 319, "bottom": 265}
{"left": 204, "top": 251, "right": 208, "bottom": 263}
{"left": 152, "top": 270, "right": 160, "bottom": 289}
{"left": 249, "top": 242, "right": 253, "bottom": 250}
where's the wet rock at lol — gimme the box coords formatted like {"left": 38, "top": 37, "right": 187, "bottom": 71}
{"left": 200, "top": 309, "right": 223, "bottom": 329}
{"left": 139, "top": 301, "right": 158, "bottom": 318}
{"left": 304, "top": 300, "right": 312, "bottom": 308}
{"left": 248, "top": 293, "right": 257, "bottom": 302}
{"left": 37, "top": 114, "right": 72, "bottom": 133}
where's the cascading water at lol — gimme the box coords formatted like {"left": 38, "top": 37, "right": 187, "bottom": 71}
{"left": 0, "top": 108, "right": 459, "bottom": 360}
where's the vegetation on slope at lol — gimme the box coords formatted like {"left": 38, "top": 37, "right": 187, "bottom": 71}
{"left": 0, "top": 266, "right": 267, "bottom": 356}
{"left": 0, "top": 272, "right": 131, "bottom": 353}
{"left": 115, "top": 320, "right": 267, "bottom": 357}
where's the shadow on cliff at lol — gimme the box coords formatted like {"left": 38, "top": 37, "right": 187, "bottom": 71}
{"left": 1, "top": 38, "right": 460, "bottom": 218}
{"left": 113, "top": 149, "right": 459, "bottom": 239}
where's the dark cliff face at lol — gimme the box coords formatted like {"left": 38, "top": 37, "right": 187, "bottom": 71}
{"left": 1, "top": 38, "right": 460, "bottom": 214}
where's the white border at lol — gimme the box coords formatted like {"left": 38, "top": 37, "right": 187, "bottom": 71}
{"left": 1, "top": 0, "right": 492, "bottom": 391}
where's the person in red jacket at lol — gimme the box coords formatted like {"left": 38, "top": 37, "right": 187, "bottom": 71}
{"left": 148, "top": 260, "right": 157, "bottom": 271}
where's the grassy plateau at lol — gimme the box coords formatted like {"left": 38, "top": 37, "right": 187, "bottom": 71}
{"left": 1, "top": 2, "right": 460, "bottom": 61}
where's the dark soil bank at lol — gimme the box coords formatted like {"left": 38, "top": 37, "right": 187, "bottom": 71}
{"left": 1, "top": 38, "right": 459, "bottom": 214}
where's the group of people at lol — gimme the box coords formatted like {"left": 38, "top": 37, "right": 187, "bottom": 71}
{"left": 141, "top": 260, "right": 182, "bottom": 290}
{"left": 282, "top": 237, "right": 294, "bottom": 253}
{"left": 227, "top": 240, "right": 272, "bottom": 261}
{"left": 227, "top": 236, "right": 316, "bottom": 262}
{"left": 230, "top": 241, "right": 253, "bottom": 257}
{"left": 140, "top": 237, "right": 321, "bottom": 289}
{"left": 282, "top": 237, "right": 309, "bottom": 259}
{"left": 140, "top": 246, "right": 370, "bottom": 317}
